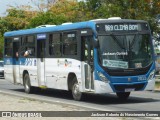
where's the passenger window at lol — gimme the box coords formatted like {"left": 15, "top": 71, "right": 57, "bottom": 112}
{"left": 20, "top": 36, "right": 35, "bottom": 57}
{"left": 49, "top": 33, "right": 62, "bottom": 56}
{"left": 63, "top": 32, "right": 77, "bottom": 55}
{"left": 4, "top": 38, "right": 12, "bottom": 57}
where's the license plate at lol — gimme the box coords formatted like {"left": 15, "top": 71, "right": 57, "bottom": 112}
{"left": 125, "top": 88, "right": 135, "bottom": 92}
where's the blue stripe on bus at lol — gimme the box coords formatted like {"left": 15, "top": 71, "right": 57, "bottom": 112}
{"left": 4, "top": 58, "right": 36, "bottom": 66}
{"left": 4, "top": 21, "right": 96, "bottom": 37}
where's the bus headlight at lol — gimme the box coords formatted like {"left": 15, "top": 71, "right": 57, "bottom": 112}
{"left": 97, "top": 72, "right": 109, "bottom": 83}
{"left": 148, "top": 70, "right": 155, "bottom": 81}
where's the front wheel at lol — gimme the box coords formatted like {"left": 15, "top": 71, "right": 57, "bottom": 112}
{"left": 72, "top": 78, "right": 83, "bottom": 101}
{"left": 23, "top": 73, "right": 34, "bottom": 94}
{"left": 116, "top": 92, "right": 130, "bottom": 100}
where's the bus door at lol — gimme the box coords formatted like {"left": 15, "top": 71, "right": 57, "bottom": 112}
{"left": 37, "top": 36, "right": 46, "bottom": 86}
{"left": 81, "top": 30, "right": 94, "bottom": 91}
{"left": 12, "top": 38, "right": 20, "bottom": 84}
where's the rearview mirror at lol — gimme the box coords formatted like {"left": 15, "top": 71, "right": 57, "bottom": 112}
{"left": 93, "top": 38, "right": 99, "bottom": 48}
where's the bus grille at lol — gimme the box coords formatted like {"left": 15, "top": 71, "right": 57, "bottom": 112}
{"left": 113, "top": 83, "right": 146, "bottom": 92}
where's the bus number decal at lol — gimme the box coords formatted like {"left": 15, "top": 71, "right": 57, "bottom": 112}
{"left": 138, "top": 76, "right": 146, "bottom": 81}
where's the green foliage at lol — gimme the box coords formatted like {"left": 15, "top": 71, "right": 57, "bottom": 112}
{"left": 27, "top": 12, "right": 54, "bottom": 28}
{"left": 2, "top": 0, "right": 160, "bottom": 30}
{"left": 0, "top": 33, "right": 4, "bottom": 59}
{"left": 0, "top": 18, "right": 9, "bottom": 34}
{"left": 79, "top": 0, "right": 160, "bottom": 32}
{"left": 7, "top": 8, "right": 26, "bottom": 18}
{"left": 27, "top": 11, "right": 68, "bottom": 28}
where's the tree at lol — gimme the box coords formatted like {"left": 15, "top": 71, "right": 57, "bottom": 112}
{"left": 5, "top": 8, "right": 38, "bottom": 30}
{"left": 31, "top": 0, "right": 57, "bottom": 12}
{"left": 0, "top": 5, "right": 37, "bottom": 59}
{"left": 48, "top": 0, "right": 83, "bottom": 22}
{"left": 28, "top": 0, "right": 87, "bottom": 28}
{"left": 27, "top": 12, "right": 61, "bottom": 28}
{"left": 83, "top": 0, "right": 160, "bottom": 32}
{"left": 0, "top": 33, "right": 4, "bottom": 59}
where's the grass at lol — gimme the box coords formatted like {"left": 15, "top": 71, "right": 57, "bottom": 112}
{"left": 155, "top": 82, "right": 160, "bottom": 90}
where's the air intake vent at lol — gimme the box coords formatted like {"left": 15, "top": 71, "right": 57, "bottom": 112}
{"left": 90, "top": 19, "right": 107, "bottom": 21}
{"left": 36, "top": 25, "right": 56, "bottom": 28}
{"left": 108, "top": 17, "right": 121, "bottom": 20}
{"left": 62, "top": 22, "right": 72, "bottom": 25}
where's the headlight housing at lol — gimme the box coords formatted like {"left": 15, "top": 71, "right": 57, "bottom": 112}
{"left": 97, "top": 72, "right": 109, "bottom": 83}
{"left": 148, "top": 70, "right": 155, "bottom": 81}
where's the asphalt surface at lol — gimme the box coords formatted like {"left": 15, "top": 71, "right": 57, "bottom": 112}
{"left": 0, "top": 78, "right": 160, "bottom": 112}
{"left": 1, "top": 78, "right": 160, "bottom": 120}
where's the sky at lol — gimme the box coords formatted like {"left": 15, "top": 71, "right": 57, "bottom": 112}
{"left": 0, "top": 0, "right": 35, "bottom": 16}
{"left": 0, "top": 0, "right": 83, "bottom": 17}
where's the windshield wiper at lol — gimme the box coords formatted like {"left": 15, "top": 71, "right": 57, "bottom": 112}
{"left": 110, "top": 33, "right": 125, "bottom": 49}
{"left": 129, "top": 33, "right": 138, "bottom": 49}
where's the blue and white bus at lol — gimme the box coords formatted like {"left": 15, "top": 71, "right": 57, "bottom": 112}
{"left": 4, "top": 18, "right": 155, "bottom": 100}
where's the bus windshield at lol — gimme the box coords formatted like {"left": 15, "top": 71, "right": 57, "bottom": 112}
{"left": 98, "top": 34, "right": 152, "bottom": 69}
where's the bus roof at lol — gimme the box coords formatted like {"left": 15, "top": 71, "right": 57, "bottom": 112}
{"left": 4, "top": 19, "right": 147, "bottom": 37}
{"left": 4, "top": 21, "right": 96, "bottom": 37}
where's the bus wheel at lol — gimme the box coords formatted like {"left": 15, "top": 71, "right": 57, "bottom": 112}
{"left": 72, "top": 78, "right": 83, "bottom": 101}
{"left": 24, "top": 73, "right": 34, "bottom": 94}
{"left": 116, "top": 92, "right": 130, "bottom": 100}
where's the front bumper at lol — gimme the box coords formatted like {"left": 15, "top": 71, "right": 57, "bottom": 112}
{"left": 94, "top": 78, "right": 155, "bottom": 94}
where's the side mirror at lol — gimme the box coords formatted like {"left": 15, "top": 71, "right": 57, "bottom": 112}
{"left": 94, "top": 39, "right": 99, "bottom": 48}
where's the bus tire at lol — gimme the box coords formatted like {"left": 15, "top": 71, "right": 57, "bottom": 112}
{"left": 23, "top": 73, "right": 34, "bottom": 94}
{"left": 72, "top": 77, "right": 83, "bottom": 101}
{"left": 116, "top": 92, "right": 130, "bottom": 100}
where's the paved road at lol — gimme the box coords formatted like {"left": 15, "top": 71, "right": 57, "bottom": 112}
{"left": 0, "top": 78, "right": 160, "bottom": 112}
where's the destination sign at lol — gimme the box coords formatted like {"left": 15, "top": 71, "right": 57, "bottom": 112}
{"left": 37, "top": 34, "right": 46, "bottom": 40}
{"left": 96, "top": 23, "right": 149, "bottom": 33}
{"left": 105, "top": 24, "right": 139, "bottom": 31}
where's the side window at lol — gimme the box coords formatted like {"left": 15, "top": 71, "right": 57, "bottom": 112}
{"left": 4, "top": 38, "right": 12, "bottom": 57}
{"left": 26, "top": 36, "right": 35, "bottom": 44}
{"left": 20, "top": 35, "right": 35, "bottom": 57}
{"left": 49, "top": 33, "right": 61, "bottom": 56}
{"left": 81, "top": 36, "right": 93, "bottom": 63}
{"left": 13, "top": 37, "right": 20, "bottom": 59}
{"left": 63, "top": 32, "right": 77, "bottom": 55}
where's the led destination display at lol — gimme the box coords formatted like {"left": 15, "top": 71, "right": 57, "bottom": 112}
{"left": 105, "top": 24, "right": 139, "bottom": 31}
{"left": 96, "top": 22, "right": 149, "bottom": 33}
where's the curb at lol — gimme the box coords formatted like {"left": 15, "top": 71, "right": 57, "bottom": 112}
{"left": 0, "top": 89, "right": 109, "bottom": 111}
{"left": 154, "top": 89, "right": 160, "bottom": 92}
